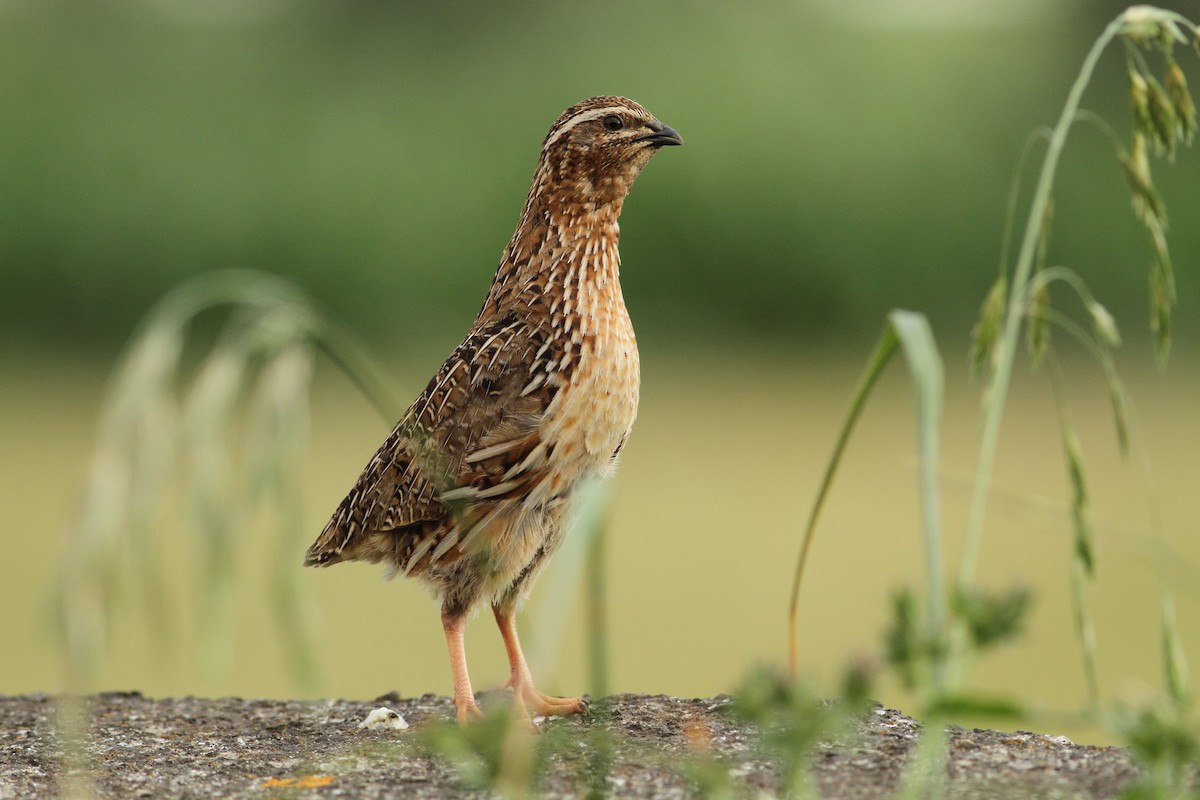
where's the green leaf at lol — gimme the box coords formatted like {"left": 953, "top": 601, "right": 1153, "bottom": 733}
{"left": 1062, "top": 430, "right": 1095, "bottom": 576}
{"left": 888, "top": 310, "right": 947, "bottom": 644}
{"left": 952, "top": 585, "right": 1031, "bottom": 649}
{"left": 729, "top": 666, "right": 854, "bottom": 797}
{"left": 1113, "top": 703, "right": 1199, "bottom": 772}
{"left": 1164, "top": 58, "right": 1196, "bottom": 145}
{"left": 1149, "top": 256, "right": 1174, "bottom": 364}
{"left": 1161, "top": 592, "right": 1191, "bottom": 707}
{"left": 1087, "top": 300, "right": 1122, "bottom": 347}
{"left": 1026, "top": 280, "right": 1051, "bottom": 367}
{"left": 1122, "top": 134, "right": 1167, "bottom": 228}
{"left": 925, "top": 694, "right": 1026, "bottom": 720}
{"left": 970, "top": 275, "right": 1007, "bottom": 378}
{"left": 885, "top": 589, "right": 921, "bottom": 690}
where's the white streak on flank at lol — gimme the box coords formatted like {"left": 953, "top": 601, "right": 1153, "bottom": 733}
{"left": 439, "top": 486, "right": 477, "bottom": 503}
{"left": 479, "top": 329, "right": 506, "bottom": 355}
{"left": 526, "top": 479, "right": 551, "bottom": 508}
{"left": 520, "top": 374, "right": 546, "bottom": 397}
{"left": 578, "top": 251, "right": 589, "bottom": 311}
{"left": 430, "top": 527, "right": 461, "bottom": 562}
{"left": 503, "top": 441, "right": 547, "bottom": 481}
{"left": 488, "top": 340, "right": 507, "bottom": 369}
{"left": 473, "top": 479, "right": 520, "bottom": 500}
{"left": 465, "top": 439, "right": 524, "bottom": 463}
{"left": 419, "top": 358, "right": 464, "bottom": 418}
{"left": 480, "top": 319, "right": 520, "bottom": 372}
{"left": 459, "top": 503, "right": 507, "bottom": 551}
{"left": 404, "top": 535, "right": 436, "bottom": 575}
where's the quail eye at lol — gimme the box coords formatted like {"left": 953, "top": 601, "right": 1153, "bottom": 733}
{"left": 602, "top": 115, "right": 624, "bottom": 131}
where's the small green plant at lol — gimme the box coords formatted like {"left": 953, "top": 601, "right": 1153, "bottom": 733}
{"left": 1114, "top": 700, "right": 1198, "bottom": 800}
{"left": 738, "top": 665, "right": 874, "bottom": 797}
{"left": 420, "top": 708, "right": 553, "bottom": 800}
{"left": 789, "top": 4, "right": 1200, "bottom": 796}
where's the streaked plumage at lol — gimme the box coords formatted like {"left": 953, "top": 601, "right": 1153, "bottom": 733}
{"left": 305, "top": 96, "right": 681, "bottom": 723}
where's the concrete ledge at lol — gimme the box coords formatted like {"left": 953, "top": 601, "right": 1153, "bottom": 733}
{"left": 1, "top": 692, "right": 1138, "bottom": 798}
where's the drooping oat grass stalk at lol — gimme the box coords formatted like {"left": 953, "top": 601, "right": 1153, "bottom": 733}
{"left": 959, "top": 3, "right": 1199, "bottom": 707}
{"left": 964, "top": 6, "right": 1198, "bottom": 586}
{"left": 967, "top": 14, "right": 1114, "bottom": 587}
{"left": 1044, "top": 353, "right": 1103, "bottom": 710}
{"left": 55, "top": 269, "right": 403, "bottom": 696}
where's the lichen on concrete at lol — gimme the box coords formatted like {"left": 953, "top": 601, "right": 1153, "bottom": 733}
{"left": 0, "top": 692, "right": 1140, "bottom": 798}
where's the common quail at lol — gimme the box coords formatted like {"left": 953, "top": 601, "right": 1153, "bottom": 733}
{"left": 305, "top": 96, "right": 682, "bottom": 723}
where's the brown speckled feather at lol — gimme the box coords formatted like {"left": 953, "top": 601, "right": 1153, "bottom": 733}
{"left": 306, "top": 312, "right": 563, "bottom": 577}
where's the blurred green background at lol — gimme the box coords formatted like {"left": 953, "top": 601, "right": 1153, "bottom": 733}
{"left": 3, "top": 0, "right": 1199, "bottom": 744}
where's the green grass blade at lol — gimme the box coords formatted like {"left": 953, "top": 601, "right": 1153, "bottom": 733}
{"left": 888, "top": 310, "right": 947, "bottom": 651}
{"left": 523, "top": 477, "right": 612, "bottom": 698}
{"left": 1070, "top": 558, "right": 1101, "bottom": 710}
{"left": 583, "top": 486, "right": 612, "bottom": 703}
{"left": 788, "top": 322, "right": 899, "bottom": 678}
{"left": 310, "top": 318, "right": 406, "bottom": 424}
{"left": 1161, "top": 591, "right": 1191, "bottom": 707}
{"left": 789, "top": 311, "right": 945, "bottom": 684}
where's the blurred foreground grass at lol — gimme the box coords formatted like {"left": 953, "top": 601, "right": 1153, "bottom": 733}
{"left": 3, "top": 345, "right": 1198, "bottom": 744}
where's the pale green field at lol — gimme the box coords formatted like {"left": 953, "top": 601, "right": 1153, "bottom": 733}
{"left": 2, "top": 347, "right": 1197, "bottom": 745}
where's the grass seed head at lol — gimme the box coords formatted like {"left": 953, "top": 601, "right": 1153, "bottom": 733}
{"left": 1164, "top": 61, "right": 1197, "bottom": 144}
{"left": 1087, "top": 301, "right": 1121, "bottom": 347}
{"left": 1147, "top": 77, "right": 1178, "bottom": 157}
{"left": 1122, "top": 133, "right": 1167, "bottom": 228}
{"left": 1122, "top": 6, "right": 1188, "bottom": 51}
{"left": 1025, "top": 281, "right": 1051, "bottom": 367}
{"left": 1130, "top": 69, "right": 1153, "bottom": 136}
{"left": 969, "top": 275, "right": 1006, "bottom": 378}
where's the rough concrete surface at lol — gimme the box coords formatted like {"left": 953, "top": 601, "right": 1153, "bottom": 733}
{"left": 0, "top": 692, "right": 1140, "bottom": 798}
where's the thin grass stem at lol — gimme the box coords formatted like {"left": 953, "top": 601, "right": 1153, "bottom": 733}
{"left": 585, "top": 516, "right": 610, "bottom": 703}
{"left": 788, "top": 325, "right": 899, "bottom": 678}
{"left": 959, "top": 14, "right": 1127, "bottom": 592}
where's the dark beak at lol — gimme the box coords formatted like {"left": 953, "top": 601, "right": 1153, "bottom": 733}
{"left": 636, "top": 121, "right": 683, "bottom": 147}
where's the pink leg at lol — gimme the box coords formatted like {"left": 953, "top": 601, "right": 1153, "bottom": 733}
{"left": 493, "top": 605, "right": 587, "bottom": 718}
{"left": 442, "top": 611, "right": 484, "bottom": 725}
